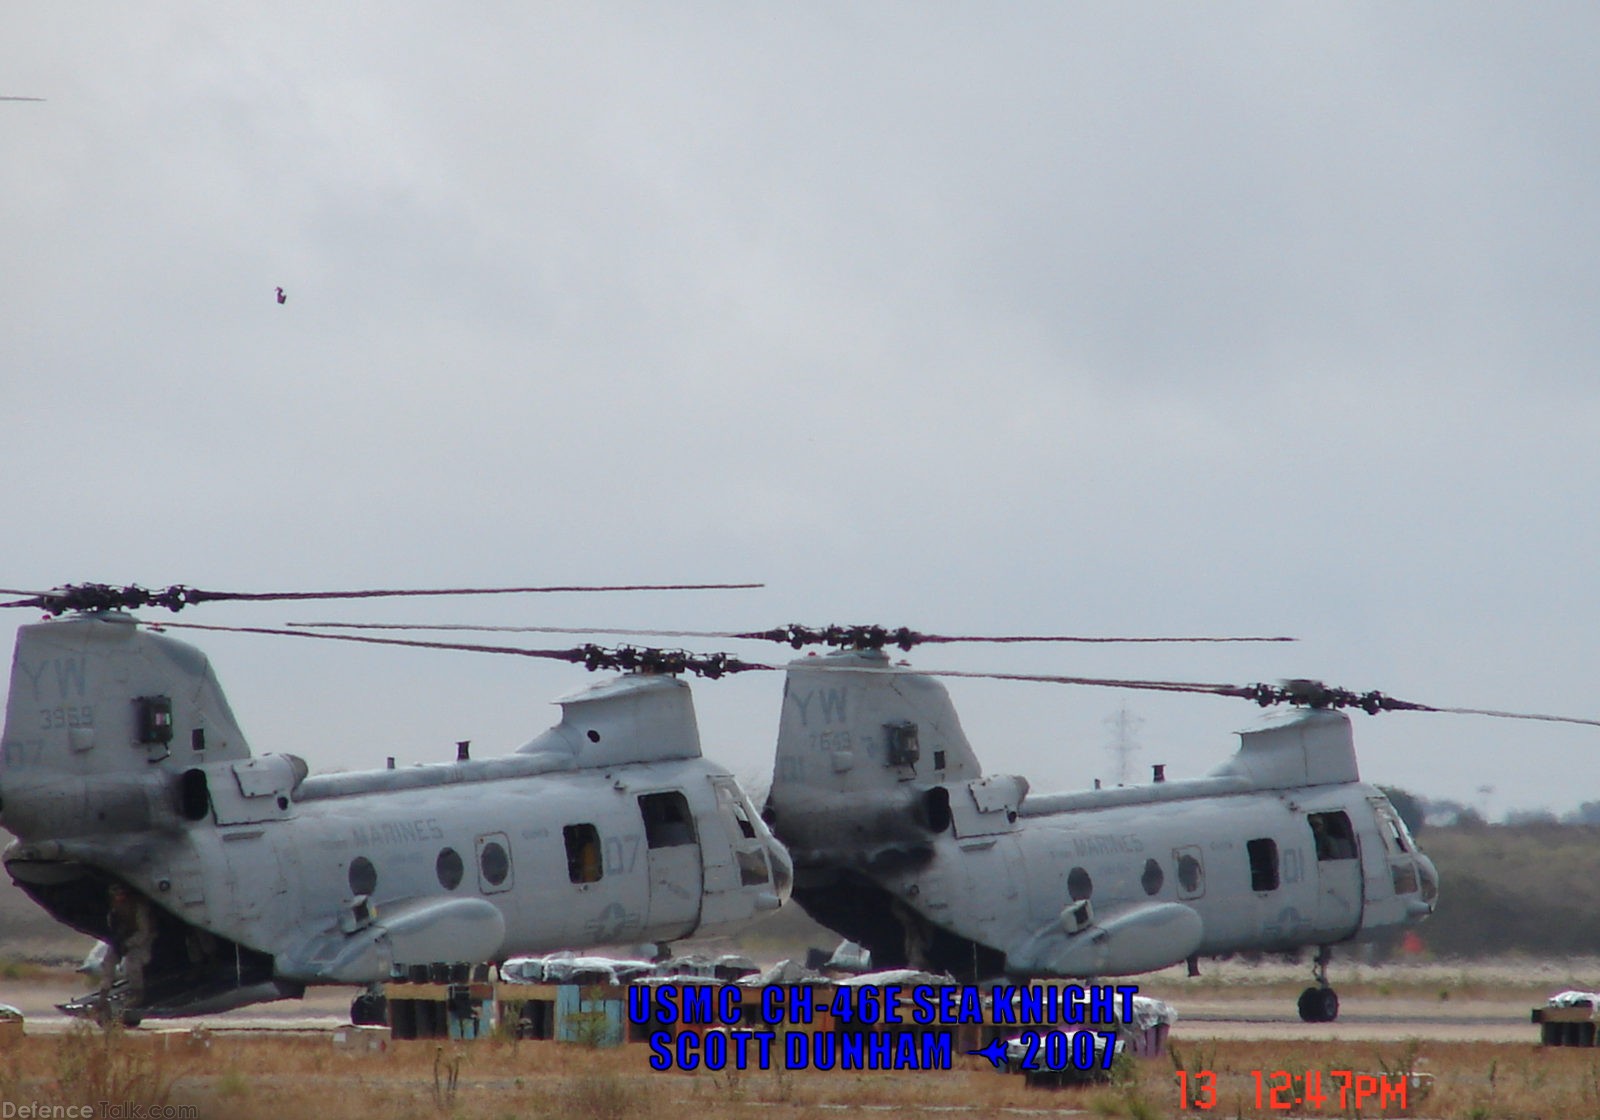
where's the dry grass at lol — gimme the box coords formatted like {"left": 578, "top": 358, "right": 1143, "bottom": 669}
{"left": 5, "top": 1026, "right": 1600, "bottom": 1119}
{"left": 1169, "top": 1037, "right": 1600, "bottom": 1119}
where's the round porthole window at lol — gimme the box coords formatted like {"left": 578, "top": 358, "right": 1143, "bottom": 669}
{"left": 1141, "top": 857, "right": 1164, "bottom": 896}
{"left": 348, "top": 856, "right": 377, "bottom": 897}
{"left": 1067, "top": 866, "right": 1093, "bottom": 901}
{"left": 1178, "top": 853, "right": 1202, "bottom": 893}
{"left": 479, "top": 840, "right": 509, "bottom": 886}
{"left": 436, "top": 847, "right": 464, "bottom": 890}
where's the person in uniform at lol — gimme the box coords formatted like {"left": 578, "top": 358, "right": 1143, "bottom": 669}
{"left": 101, "top": 884, "right": 154, "bottom": 1006}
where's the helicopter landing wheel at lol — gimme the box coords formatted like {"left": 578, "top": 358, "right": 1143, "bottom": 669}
{"left": 1297, "top": 946, "right": 1339, "bottom": 1022}
{"left": 1297, "top": 985, "right": 1339, "bottom": 1022}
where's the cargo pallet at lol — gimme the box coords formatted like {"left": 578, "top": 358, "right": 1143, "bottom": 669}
{"left": 1533, "top": 1005, "right": 1599, "bottom": 1046}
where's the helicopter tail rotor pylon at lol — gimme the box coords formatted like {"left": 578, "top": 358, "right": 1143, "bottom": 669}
{"left": 0, "top": 613, "right": 258, "bottom": 843}
{"left": 765, "top": 647, "right": 1002, "bottom": 865}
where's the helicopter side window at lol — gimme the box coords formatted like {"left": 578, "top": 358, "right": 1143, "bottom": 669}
{"left": 1246, "top": 838, "right": 1279, "bottom": 892}
{"left": 1174, "top": 849, "right": 1205, "bottom": 899}
{"left": 436, "top": 847, "right": 464, "bottom": 890}
{"left": 736, "top": 848, "right": 770, "bottom": 886}
{"left": 479, "top": 840, "right": 510, "bottom": 887}
{"left": 348, "top": 856, "right": 378, "bottom": 897}
{"left": 1308, "top": 811, "right": 1357, "bottom": 860}
{"left": 1067, "top": 867, "right": 1093, "bottom": 901}
{"left": 638, "top": 792, "right": 696, "bottom": 848}
{"left": 563, "top": 823, "right": 603, "bottom": 884}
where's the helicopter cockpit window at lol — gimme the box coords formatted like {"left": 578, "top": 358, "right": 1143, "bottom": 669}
{"left": 1247, "top": 838, "right": 1279, "bottom": 892}
{"left": 714, "top": 782, "right": 759, "bottom": 841}
{"left": 731, "top": 799, "right": 757, "bottom": 840}
{"left": 639, "top": 792, "right": 696, "bottom": 848}
{"left": 1371, "top": 800, "right": 1412, "bottom": 855}
{"left": 712, "top": 778, "right": 769, "bottom": 884}
{"left": 564, "top": 823, "right": 603, "bottom": 884}
{"left": 736, "top": 848, "right": 770, "bottom": 886}
{"left": 1308, "top": 811, "right": 1358, "bottom": 860}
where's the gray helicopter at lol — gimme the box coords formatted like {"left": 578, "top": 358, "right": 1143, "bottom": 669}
{"left": 759, "top": 635, "right": 1598, "bottom": 1023}
{"left": 293, "top": 617, "right": 1461, "bottom": 1023}
{"left": 0, "top": 583, "right": 791, "bottom": 1025}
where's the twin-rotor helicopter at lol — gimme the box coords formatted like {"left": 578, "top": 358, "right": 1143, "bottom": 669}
{"left": 2, "top": 582, "right": 1593, "bottom": 1026}
{"left": 0, "top": 582, "right": 788, "bottom": 1026}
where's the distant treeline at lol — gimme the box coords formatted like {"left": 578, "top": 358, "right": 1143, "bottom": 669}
{"left": 1402, "top": 819, "right": 1600, "bottom": 958}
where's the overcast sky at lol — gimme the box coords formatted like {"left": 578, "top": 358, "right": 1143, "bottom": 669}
{"left": 4, "top": 4, "right": 1598, "bottom": 820}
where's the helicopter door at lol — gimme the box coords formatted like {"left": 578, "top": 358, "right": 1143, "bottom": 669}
{"left": 638, "top": 791, "right": 701, "bottom": 939}
{"left": 1305, "top": 810, "right": 1363, "bottom": 940}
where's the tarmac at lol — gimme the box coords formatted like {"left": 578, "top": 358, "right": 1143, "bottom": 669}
{"left": 0, "top": 975, "right": 1547, "bottom": 1043}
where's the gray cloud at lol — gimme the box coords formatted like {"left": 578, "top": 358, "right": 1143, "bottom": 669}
{"left": 2, "top": 4, "right": 1597, "bottom": 814}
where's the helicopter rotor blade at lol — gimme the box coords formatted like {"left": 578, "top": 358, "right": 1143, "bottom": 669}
{"left": 284, "top": 620, "right": 1295, "bottom": 648}
{"left": 0, "top": 581, "right": 762, "bottom": 616}
{"left": 154, "top": 622, "right": 776, "bottom": 679}
{"left": 1413, "top": 704, "right": 1600, "bottom": 726}
{"left": 118, "top": 618, "right": 1600, "bottom": 728}
{"left": 803, "top": 663, "right": 1600, "bottom": 728}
